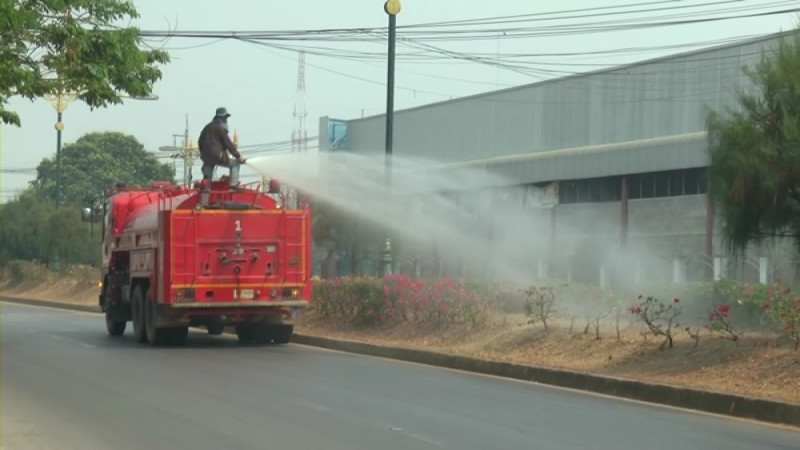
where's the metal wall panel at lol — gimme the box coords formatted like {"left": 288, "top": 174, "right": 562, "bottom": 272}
{"left": 339, "top": 33, "right": 788, "bottom": 181}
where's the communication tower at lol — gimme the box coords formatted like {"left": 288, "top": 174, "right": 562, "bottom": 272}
{"left": 291, "top": 51, "right": 308, "bottom": 152}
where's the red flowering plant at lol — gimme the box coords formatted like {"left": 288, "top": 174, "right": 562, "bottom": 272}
{"left": 706, "top": 303, "right": 741, "bottom": 344}
{"left": 629, "top": 295, "right": 682, "bottom": 349}
{"left": 312, "top": 275, "right": 488, "bottom": 328}
{"left": 762, "top": 281, "right": 800, "bottom": 351}
{"left": 700, "top": 280, "right": 772, "bottom": 330}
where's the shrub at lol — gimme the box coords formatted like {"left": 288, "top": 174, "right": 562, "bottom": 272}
{"left": 522, "top": 286, "right": 557, "bottom": 330}
{"left": 311, "top": 275, "right": 489, "bottom": 328}
{"left": 763, "top": 281, "right": 800, "bottom": 350}
{"left": 4, "top": 260, "right": 51, "bottom": 284}
{"left": 630, "top": 295, "right": 682, "bottom": 349}
{"left": 706, "top": 303, "right": 741, "bottom": 344}
{"left": 703, "top": 280, "right": 773, "bottom": 330}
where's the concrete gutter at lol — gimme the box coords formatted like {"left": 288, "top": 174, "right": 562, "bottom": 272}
{"left": 3, "top": 295, "right": 798, "bottom": 428}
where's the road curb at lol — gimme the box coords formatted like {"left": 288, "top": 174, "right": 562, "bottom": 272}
{"left": 3, "top": 295, "right": 798, "bottom": 427}
{"left": 1, "top": 296, "right": 99, "bottom": 313}
{"left": 290, "top": 334, "right": 800, "bottom": 427}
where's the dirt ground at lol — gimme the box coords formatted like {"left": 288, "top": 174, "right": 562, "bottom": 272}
{"left": 298, "top": 312, "right": 800, "bottom": 405}
{"left": 3, "top": 281, "right": 798, "bottom": 405}
{"left": 2, "top": 279, "right": 99, "bottom": 306}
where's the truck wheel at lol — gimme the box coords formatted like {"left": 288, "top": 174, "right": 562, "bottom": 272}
{"left": 168, "top": 327, "right": 189, "bottom": 346}
{"left": 103, "top": 287, "right": 126, "bottom": 336}
{"left": 105, "top": 309, "right": 126, "bottom": 336}
{"left": 131, "top": 285, "right": 148, "bottom": 343}
{"left": 207, "top": 323, "right": 225, "bottom": 335}
{"left": 235, "top": 324, "right": 256, "bottom": 345}
{"left": 144, "top": 289, "right": 169, "bottom": 346}
{"left": 272, "top": 325, "right": 294, "bottom": 344}
{"left": 252, "top": 324, "right": 274, "bottom": 345}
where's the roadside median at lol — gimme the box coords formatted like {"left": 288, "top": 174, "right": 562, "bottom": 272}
{"left": 3, "top": 295, "right": 798, "bottom": 428}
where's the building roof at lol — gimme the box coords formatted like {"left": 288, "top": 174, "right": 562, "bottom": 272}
{"left": 348, "top": 30, "right": 795, "bottom": 123}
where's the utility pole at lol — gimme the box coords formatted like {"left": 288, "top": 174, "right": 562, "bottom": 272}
{"left": 381, "top": 0, "right": 401, "bottom": 277}
{"left": 159, "top": 114, "right": 197, "bottom": 187}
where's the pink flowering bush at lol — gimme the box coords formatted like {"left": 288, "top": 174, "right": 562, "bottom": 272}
{"left": 698, "top": 280, "right": 772, "bottom": 329}
{"left": 311, "top": 275, "right": 489, "bottom": 327}
{"left": 706, "top": 303, "right": 741, "bottom": 344}
{"left": 629, "top": 295, "right": 682, "bottom": 349}
{"left": 763, "top": 281, "right": 800, "bottom": 350}
{"left": 699, "top": 280, "right": 799, "bottom": 349}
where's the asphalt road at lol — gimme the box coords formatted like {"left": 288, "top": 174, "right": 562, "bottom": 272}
{"left": 2, "top": 302, "right": 798, "bottom": 450}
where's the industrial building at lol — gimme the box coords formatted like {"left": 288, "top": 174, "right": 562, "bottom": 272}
{"left": 317, "top": 31, "right": 797, "bottom": 286}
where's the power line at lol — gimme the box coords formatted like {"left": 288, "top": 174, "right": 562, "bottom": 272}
{"left": 136, "top": 0, "right": 798, "bottom": 92}
{"left": 140, "top": 1, "right": 797, "bottom": 44}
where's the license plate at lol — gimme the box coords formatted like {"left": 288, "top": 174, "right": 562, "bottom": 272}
{"left": 238, "top": 289, "right": 254, "bottom": 300}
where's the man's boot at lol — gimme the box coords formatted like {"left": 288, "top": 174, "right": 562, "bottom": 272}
{"left": 229, "top": 159, "right": 243, "bottom": 192}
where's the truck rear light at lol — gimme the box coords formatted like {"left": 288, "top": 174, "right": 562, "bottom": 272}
{"left": 175, "top": 288, "right": 195, "bottom": 303}
{"left": 281, "top": 287, "right": 301, "bottom": 299}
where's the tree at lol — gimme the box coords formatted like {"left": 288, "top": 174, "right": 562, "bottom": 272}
{"left": 31, "top": 131, "right": 175, "bottom": 206}
{"left": 0, "top": 0, "right": 169, "bottom": 126}
{"left": 0, "top": 188, "right": 98, "bottom": 265}
{"left": 707, "top": 30, "right": 800, "bottom": 255}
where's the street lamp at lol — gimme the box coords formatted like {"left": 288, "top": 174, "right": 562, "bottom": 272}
{"left": 381, "top": 0, "right": 401, "bottom": 276}
{"left": 44, "top": 90, "right": 77, "bottom": 208}
{"left": 43, "top": 90, "right": 159, "bottom": 207}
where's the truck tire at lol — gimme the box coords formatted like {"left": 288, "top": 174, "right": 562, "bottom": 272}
{"left": 207, "top": 323, "right": 225, "bottom": 335}
{"left": 131, "top": 285, "right": 148, "bottom": 344}
{"left": 105, "top": 309, "right": 126, "bottom": 337}
{"left": 103, "top": 287, "right": 126, "bottom": 337}
{"left": 144, "top": 289, "right": 169, "bottom": 346}
{"left": 252, "top": 324, "right": 274, "bottom": 345}
{"left": 272, "top": 325, "right": 293, "bottom": 344}
{"left": 168, "top": 327, "right": 189, "bottom": 346}
{"left": 235, "top": 324, "right": 256, "bottom": 345}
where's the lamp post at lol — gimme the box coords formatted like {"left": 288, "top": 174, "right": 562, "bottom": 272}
{"left": 44, "top": 91, "right": 77, "bottom": 208}
{"left": 44, "top": 90, "right": 159, "bottom": 207}
{"left": 381, "top": 0, "right": 401, "bottom": 277}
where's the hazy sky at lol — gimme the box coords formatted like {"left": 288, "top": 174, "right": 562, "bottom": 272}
{"left": 1, "top": 0, "right": 797, "bottom": 201}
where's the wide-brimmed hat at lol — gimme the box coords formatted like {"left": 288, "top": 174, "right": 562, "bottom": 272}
{"left": 215, "top": 107, "right": 232, "bottom": 118}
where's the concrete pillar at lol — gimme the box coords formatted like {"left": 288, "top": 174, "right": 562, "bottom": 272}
{"left": 621, "top": 176, "right": 628, "bottom": 250}
{"left": 759, "top": 257, "right": 769, "bottom": 284}
{"left": 713, "top": 257, "right": 727, "bottom": 280}
{"left": 705, "top": 187, "right": 714, "bottom": 280}
{"left": 548, "top": 206, "right": 557, "bottom": 276}
{"left": 537, "top": 259, "right": 547, "bottom": 280}
{"left": 672, "top": 258, "right": 685, "bottom": 284}
{"left": 599, "top": 266, "right": 607, "bottom": 289}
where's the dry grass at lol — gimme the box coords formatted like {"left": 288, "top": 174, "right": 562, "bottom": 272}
{"left": 1, "top": 279, "right": 99, "bottom": 306}
{"left": 297, "top": 311, "right": 800, "bottom": 405}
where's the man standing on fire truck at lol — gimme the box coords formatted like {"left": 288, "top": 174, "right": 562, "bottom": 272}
{"left": 198, "top": 107, "right": 246, "bottom": 205}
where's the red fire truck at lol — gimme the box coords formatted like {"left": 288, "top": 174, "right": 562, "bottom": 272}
{"left": 84, "top": 179, "right": 311, "bottom": 346}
